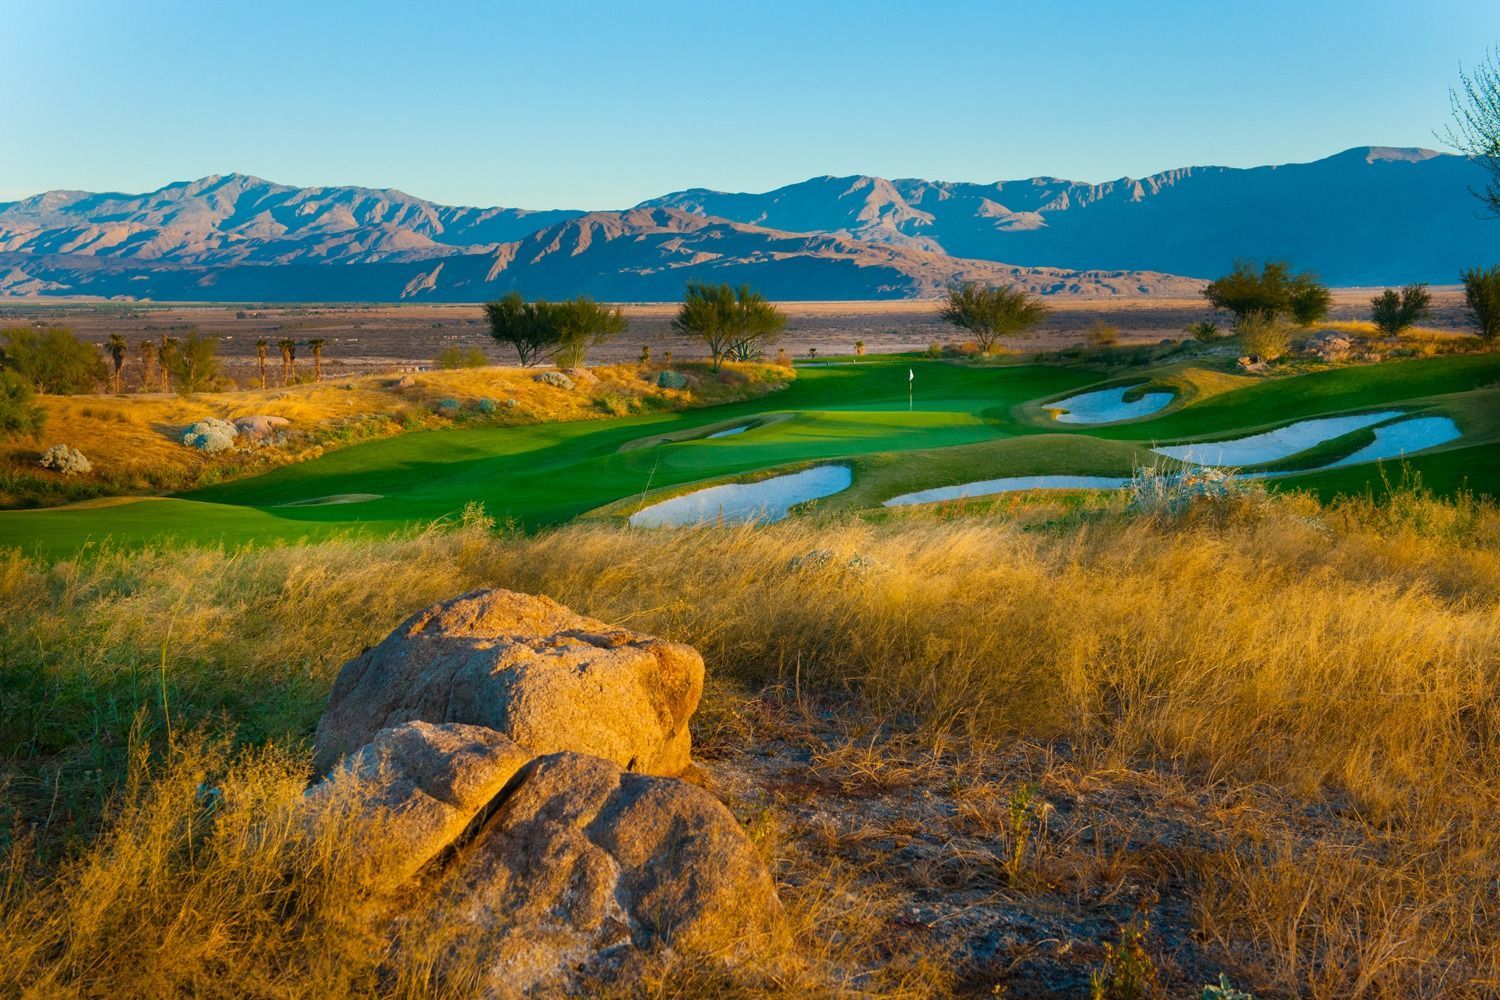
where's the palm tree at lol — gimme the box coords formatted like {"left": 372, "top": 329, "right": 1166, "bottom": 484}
{"left": 308, "top": 338, "right": 326, "bottom": 382}
{"left": 255, "top": 338, "right": 269, "bottom": 389}
{"left": 277, "top": 339, "right": 297, "bottom": 386}
{"left": 137, "top": 339, "right": 157, "bottom": 392}
{"left": 106, "top": 334, "right": 128, "bottom": 393}
{"left": 159, "top": 335, "right": 178, "bottom": 392}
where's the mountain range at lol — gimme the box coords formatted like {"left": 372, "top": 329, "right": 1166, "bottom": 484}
{"left": 0, "top": 147, "right": 1493, "bottom": 302}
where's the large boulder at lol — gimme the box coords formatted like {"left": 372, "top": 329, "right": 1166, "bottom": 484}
{"left": 428, "top": 751, "right": 781, "bottom": 996}
{"left": 233, "top": 414, "right": 291, "bottom": 439}
{"left": 303, "top": 720, "right": 530, "bottom": 887}
{"left": 37, "top": 444, "right": 91, "bottom": 475}
{"left": 313, "top": 590, "right": 704, "bottom": 778}
{"left": 561, "top": 367, "right": 599, "bottom": 387}
{"left": 533, "top": 371, "right": 574, "bottom": 390}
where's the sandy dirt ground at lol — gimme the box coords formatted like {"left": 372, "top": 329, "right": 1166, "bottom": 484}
{"left": 0, "top": 289, "right": 1473, "bottom": 385}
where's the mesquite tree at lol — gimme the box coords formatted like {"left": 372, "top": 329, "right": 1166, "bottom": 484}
{"left": 1446, "top": 49, "right": 1500, "bottom": 216}
{"left": 939, "top": 282, "right": 1049, "bottom": 353}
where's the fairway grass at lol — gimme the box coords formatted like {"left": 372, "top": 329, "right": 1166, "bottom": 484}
{"left": 6, "top": 353, "right": 1500, "bottom": 555}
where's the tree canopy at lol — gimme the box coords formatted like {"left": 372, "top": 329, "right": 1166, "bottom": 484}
{"left": 671, "top": 283, "right": 784, "bottom": 369}
{"left": 552, "top": 296, "right": 627, "bottom": 368}
{"left": 165, "top": 331, "right": 221, "bottom": 393}
{"left": 1203, "top": 260, "right": 1331, "bottom": 326}
{"left": 1462, "top": 265, "right": 1500, "bottom": 342}
{"left": 938, "top": 283, "right": 1049, "bottom": 352}
{"left": 1369, "top": 284, "right": 1432, "bottom": 337}
{"left": 1445, "top": 49, "right": 1500, "bottom": 216}
{"left": 0, "top": 326, "right": 107, "bottom": 394}
{"left": 482, "top": 292, "right": 602, "bottom": 368}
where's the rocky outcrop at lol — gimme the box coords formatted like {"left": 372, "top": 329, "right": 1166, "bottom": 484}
{"left": 303, "top": 720, "right": 530, "bottom": 887}
{"left": 313, "top": 589, "right": 704, "bottom": 778}
{"left": 429, "top": 751, "right": 781, "bottom": 996}
{"left": 232, "top": 414, "right": 291, "bottom": 439}
{"left": 302, "top": 592, "right": 778, "bottom": 996}
{"left": 533, "top": 371, "right": 574, "bottom": 390}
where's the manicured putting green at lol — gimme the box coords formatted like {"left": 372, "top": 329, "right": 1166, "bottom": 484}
{"left": 5, "top": 354, "right": 1498, "bottom": 556}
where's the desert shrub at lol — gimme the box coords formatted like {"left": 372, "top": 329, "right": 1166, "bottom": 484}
{"left": 434, "top": 345, "right": 488, "bottom": 369}
{"left": 1084, "top": 320, "right": 1120, "bottom": 348}
{"left": 596, "top": 392, "right": 636, "bottom": 416}
{"left": 1204, "top": 261, "right": 1329, "bottom": 325}
{"left": 164, "top": 331, "right": 222, "bottom": 393}
{"left": 37, "top": 443, "right": 92, "bottom": 475}
{"left": 474, "top": 397, "right": 497, "bottom": 414}
{"left": 0, "top": 326, "right": 108, "bottom": 394}
{"left": 1187, "top": 320, "right": 1220, "bottom": 342}
{"left": 1126, "top": 465, "right": 1261, "bottom": 517}
{"left": 1369, "top": 284, "right": 1432, "bottom": 337}
{"left": 0, "top": 371, "right": 45, "bottom": 438}
{"left": 1236, "top": 311, "right": 1290, "bottom": 361}
{"left": 433, "top": 398, "right": 461, "bottom": 413}
{"left": 181, "top": 417, "right": 238, "bottom": 453}
{"left": 940, "top": 281, "right": 1049, "bottom": 352}
{"left": 1461, "top": 265, "right": 1500, "bottom": 342}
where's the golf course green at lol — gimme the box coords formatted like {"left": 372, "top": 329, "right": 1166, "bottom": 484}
{"left": 6, "top": 353, "right": 1500, "bottom": 556}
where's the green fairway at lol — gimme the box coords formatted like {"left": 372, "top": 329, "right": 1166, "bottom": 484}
{"left": 6, "top": 353, "right": 1500, "bottom": 556}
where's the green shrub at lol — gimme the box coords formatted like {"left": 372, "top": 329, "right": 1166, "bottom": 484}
{"left": 1084, "top": 320, "right": 1120, "bottom": 348}
{"left": 1187, "top": 320, "right": 1220, "bottom": 342}
{"left": 1, "top": 326, "right": 108, "bottom": 394}
{"left": 1237, "top": 311, "right": 1290, "bottom": 361}
{"left": 0, "top": 371, "right": 44, "bottom": 438}
{"left": 434, "top": 345, "right": 488, "bottom": 369}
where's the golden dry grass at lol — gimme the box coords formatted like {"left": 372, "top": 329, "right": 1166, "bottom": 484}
{"left": 4, "top": 361, "right": 787, "bottom": 503}
{"left": 2, "top": 487, "right": 1498, "bottom": 996}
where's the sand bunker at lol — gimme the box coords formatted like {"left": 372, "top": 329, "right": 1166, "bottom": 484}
{"left": 707, "top": 425, "right": 750, "bottom": 438}
{"left": 1046, "top": 386, "right": 1174, "bottom": 424}
{"left": 1153, "top": 411, "right": 1404, "bottom": 467}
{"left": 1322, "top": 415, "right": 1461, "bottom": 469}
{"left": 276, "top": 493, "right": 383, "bottom": 507}
{"left": 629, "top": 466, "right": 852, "bottom": 527}
{"left": 884, "top": 475, "right": 1132, "bottom": 507}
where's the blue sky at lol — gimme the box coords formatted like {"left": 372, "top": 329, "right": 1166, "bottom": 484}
{"left": 3, "top": 0, "right": 1498, "bottom": 209}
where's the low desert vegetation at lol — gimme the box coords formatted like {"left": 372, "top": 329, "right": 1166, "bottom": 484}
{"left": 1203, "top": 260, "right": 1331, "bottom": 327}
{"left": 482, "top": 292, "right": 626, "bottom": 367}
{"left": 939, "top": 281, "right": 1050, "bottom": 353}
{"left": 2, "top": 481, "right": 1497, "bottom": 996}
{"left": 673, "top": 281, "right": 787, "bottom": 369}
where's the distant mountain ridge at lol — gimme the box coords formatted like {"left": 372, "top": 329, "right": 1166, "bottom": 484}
{"left": 0, "top": 147, "right": 1492, "bottom": 301}
{"left": 638, "top": 148, "right": 1497, "bottom": 285}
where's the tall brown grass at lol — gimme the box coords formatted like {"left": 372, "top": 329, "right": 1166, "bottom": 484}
{"left": 2, "top": 487, "right": 1498, "bottom": 996}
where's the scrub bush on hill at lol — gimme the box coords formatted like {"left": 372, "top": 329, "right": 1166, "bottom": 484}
{"left": 1369, "top": 284, "right": 1432, "bottom": 337}
{"left": 1203, "top": 260, "right": 1330, "bottom": 327}
{"left": 0, "top": 326, "right": 108, "bottom": 394}
{"left": 1461, "top": 265, "right": 1500, "bottom": 342}
{"left": 434, "top": 345, "right": 488, "bottom": 369}
{"left": 1236, "top": 311, "right": 1291, "bottom": 361}
{"left": 939, "top": 282, "right": 1049, "bottom": 353}
{"left": 0, "top": 371, "right": 44, "bottom": 438}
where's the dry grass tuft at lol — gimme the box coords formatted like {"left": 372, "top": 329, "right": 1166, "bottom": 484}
{"left": 2, "top": 484, "right": 1498, "bottom": 995}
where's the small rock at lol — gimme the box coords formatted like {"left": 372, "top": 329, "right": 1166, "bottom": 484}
{"left": 656, "top": 370, "right": 689, "bottom": 390}
{"left": 533, "top": 371, "right": 574, "bottom": 390}
{"left": 313, "top": 589, "right": 704, "bottom": 778}
{"left": 562, "top": 367, "right": 600, "bottom": 386}
{"left": 394, "top": 375, "right": 417, "bottom": 389}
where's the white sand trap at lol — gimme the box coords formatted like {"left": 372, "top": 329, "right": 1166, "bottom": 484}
{"left": 629, "top": 466, "right": 852, "bottom": 527}
{"left": 707, "top": 425, "right": 750, "bottom": 438}
{"left": 276, "top": 493, "right": 383, "bottom": 507}
{"left": 1152, "top": 411, "right": 1404, "bottom": 467}
{"left": 1046, "top": 386, "right": 1174, "bottom": 424}
{"left": 1323, "top": 416, "right": 1461, "bottom": 469}
{"left": 884, "top": 475, "right": 1132, "bottom": 507}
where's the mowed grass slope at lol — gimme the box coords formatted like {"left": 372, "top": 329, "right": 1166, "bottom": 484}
{"left": 6, "top": 353, "right": 1500, "bottom": 555}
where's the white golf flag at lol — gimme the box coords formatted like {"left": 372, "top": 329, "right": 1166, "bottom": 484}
{"left": 908, "top": 368, "right": 914, "bottom": 382}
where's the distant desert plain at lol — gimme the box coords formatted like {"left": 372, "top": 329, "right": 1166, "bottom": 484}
{"left": 0, "top": 287, "right": 1474, "bottom": 382}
